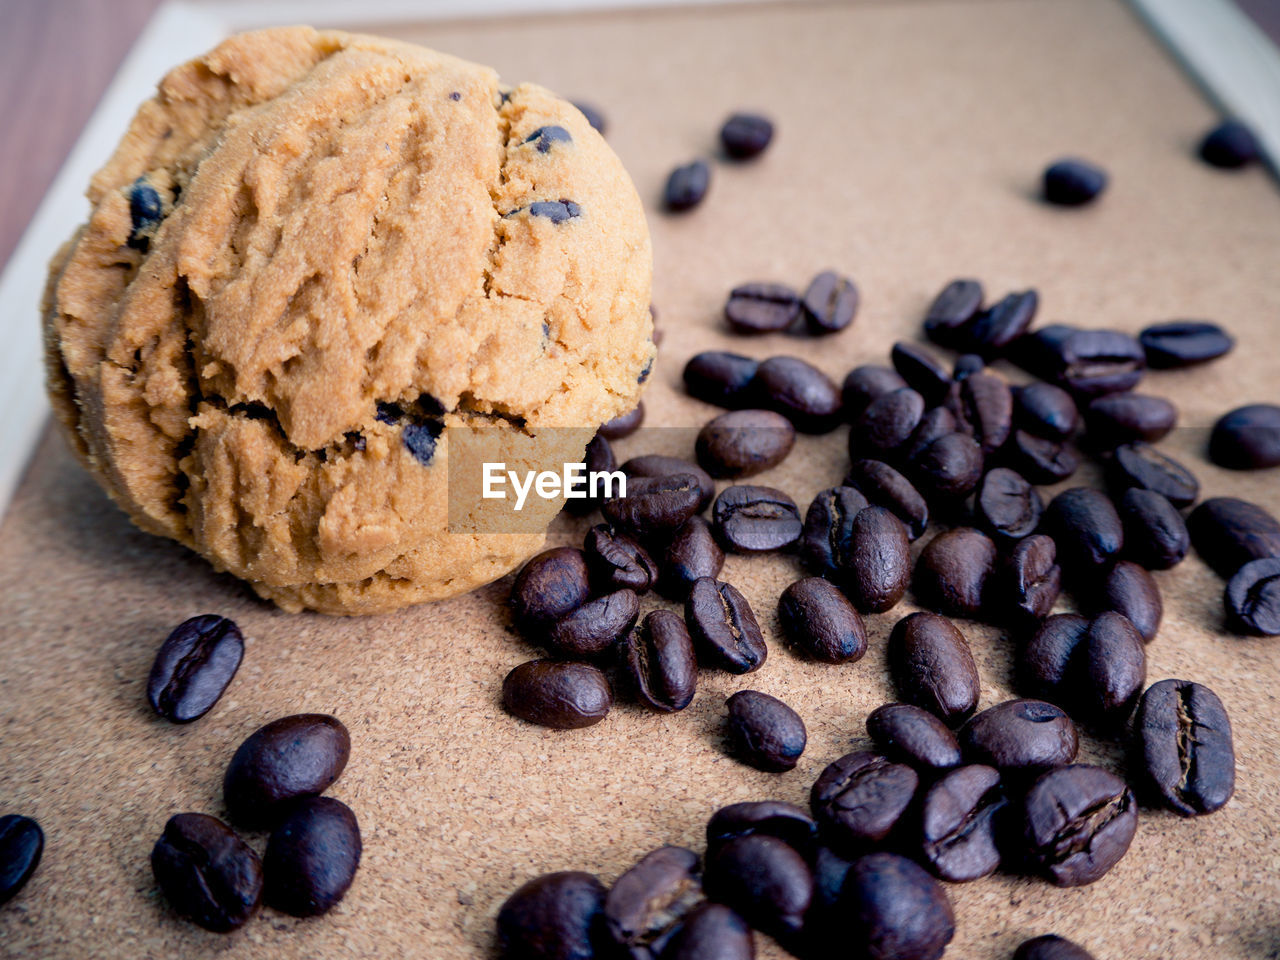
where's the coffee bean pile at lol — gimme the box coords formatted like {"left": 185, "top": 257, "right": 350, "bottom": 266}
{"left": 664, "top": 111, "right": 776, "bottom": 212}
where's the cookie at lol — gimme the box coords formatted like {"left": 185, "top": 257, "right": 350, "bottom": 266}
{"left": 42, "top": 26, "right": 654, "bottom": 614}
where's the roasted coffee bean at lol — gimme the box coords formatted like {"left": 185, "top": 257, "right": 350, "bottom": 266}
{"left": 889, "top": 612, "right": 980, "bottom": 724}
{"left": 502, "top": 660, "right": 613, "bottom": 729}
{"left": 953, "top": 353, "right": 985, "bottom": 380}
{"left": 1188, "top": 496, "right": 1280, "bottom": 578}
{"left": 724, "top": 283, "right": 801, "bottom": 334}
{"left": 584, "top": 525, "right": 659, "bottom": 594}
{"left": 918, "top": 764, "right": 1007, "bottom": 881}
{"left": 548, "top": 589, "right": 640, "bottom": 658}
{"left": 841, "top": 365, "right": 907, "bottom": 418}
{"left": 713, "top": 485, "right": 802, "bottom": 553}
{"left": 899, "top": 405, "right": 959, "bottom": 464}
{"left": 1081, "top": 612, "right": 1147, "bottom": 724}
{"left": 1042, "top": 488, "right": 1124, "bottom": 574}
{"left": 1018, "top": 614, "right": 1089, "bottom": 702}
{"left": 891, "top": 342, "right": 953, "bottom": 406}
{"left": 665, "top": 160, "right": 710, "bottom": 211}
{"left": 696, "top": 409, "right": 796, "bottom": 477}
{"left": 846, "top": 459, "right": 929, "bottom": 540}
{"left": 843, "top": 506, "right": 912, "bottom": 613}
{"left": 572, "top": 100, "right": 606, "bottom": 134}
{"left": 706, "top": 802, "right": 818, "bottom": 861}
{"left": 684, "top": 351, "right": 760, "bottom": 409}
{"left": 1004, "top": 430, "right": 1081, "bottom": 484}
{"left": 0, "top": 815, "right": 43, "bottom": 907}
{"left": 600, "top": 404, "right": 644, "bottom": 440}
{"left": 604, "top": 846, "right": 703, "bottom": 956}
{"left": 853, "top": 387, "right": 926, "bottom": 459}
{"left": 625, "top": 610, "right": 698, "bottom": 712}
{"left": 959, "top": 700, "right": 1078, "bottom": 774}
{"left": 778, "top": 577, "right": 868, "bottom": 664}
{"left": 1013, "top": 382, "right": 1079, "bottom": 440}
{"left": 914, "top": 527, "right": 997, "bottom": 619}
{"left": 800, "top": 486, "right": 870, "bottom": 577}
{"left": 662, "top": 902, "right": 753, "bottom": 960}
{"left": 950, "top": 373, "right": 1013, "bottom": 452}
{"left": 923, "top": 278, "right": 985, "bottom": 348}
{"left": 704, "top": 835, "right": 811, "bottom": 938}
{"left": 1001, "top": 534, "right": 1062, "bottom": 627}
{"left": 1012, "top": 324, "right": 1145, "bottom": 398}
{"left": 223, "top": 714, "right": 350, "bottom": 828}
{"left": 151, "top": 813, "right": 261, "bottom": 931}
{"left": 1085, "top": 394, "right": 1177, "bottom": 448}
{"left": 908, "top": 432, "right": 984, "bottom": 501}
{"left": 810, "top": 752, "right": 919, "bottom": 850}
{"left": 604, "top": 473, "right": 704, "bottom": 536}
{"left": 1198, "top": 118, "right": 1260, "bottom": 168}
{"left": 1134, "top": 679, "right": 1235, "bottom": 815}
{"left": 263, "top": 796, "right": 360, "bottom": 917}
{"left": 498, "top": 871, "right": 606, "bottom": 960}
{"left": 566, "top": 433, "right": 619, "bottom": 516}
{"left": 1139, "top": 320, "right": 1234, "bottom": 368}
{"left": 1021, "top": 764, "right": 1136, "bottom": 886}
{"left": 622, "top": 455, "right": 716, "bottom": 512}
{"left": 720, "top": 112, "right": 775, "bottom": 159}
{"left": 1014, "top": 934, "right": 1098, "bottom": 960}
{"left": 725, "top": 690, "right": 806, "bottom": 771}
{"left": 146, "top": 614, "right": 244, "bottom": 723}
{"left": 1226, "top": 558, "right": 1280, "bottom": 635}
{"left": 1042, "top": 158, "right": 1108, "bottom": 205}
{"left": 865, "top": 703, "right": 963, "bottom": 772}
{"left": 1095, "top": 561, "right": 1162, "bottom": 642}
{"left": 686, "top": 577, "right": 768, "bottom": 673}
{"left": 975, "top": 468, "right": 1043, "bottom": 541}
{"left": 753, "top": 356, "right": 843, "bottom": 433}
{"left": 1118, "top": 489, "right": 1188, "bottom": 570}
{"left": 662, "top": 516, "right": 725, "bottom": 600}
{"left": 802, "top": 269, "right": 859, "bottom": 334}
{"left": 1108, "top": 442, "right": 1199, "bottom": 508}
{"left": 1210, "top": 403, "right": 1280, "bottom": 469}
{"left": 809, "top": 845, "right": 854, "bottom": 918}
{"left": 964, "top": 290, "right": 1039, "bottom": 357}
{"left": 838, "top": 853, "right": 955, "bottom": 960}
{"left": 512, "top": 547, "right": 593, "bottom": 632}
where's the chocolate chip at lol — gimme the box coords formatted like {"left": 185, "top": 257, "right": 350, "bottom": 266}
{"left": 128, "top": 178, "right": 164, "bottom": 250}
{"left": 526, "top": 200, "right": 582, "bottom": 222}
{"left": 402, "top": 420, "right": 443, "bottom": 464}
{"left": 525, "top": 125, "right": 573, "bottom": 152}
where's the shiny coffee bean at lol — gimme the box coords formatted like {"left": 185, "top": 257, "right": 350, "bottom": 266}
{"left": 665, "top": 160, "right": 711, "bottom": 211}
{"left": 1042, "top": 158, "right": 1108, "bottom": 205}
{"left": 599, "top": 406, "right": 643, "bottom": 442}
{"left": 1003, "top": 430, "right": 1081, "bottom": 485}
{"left": 662, "top": 902, "right": 754, "bottom": 960}
{"left": 802, "top": 269, "right": 859, "bottom": 334}
{"left": 684, "top": 351, "right": 760, "bottom": 409}
{"left": 914, "top": 527, "right": 996, "bottom": 620}
{"left": 950, "top": 373, "right": 1013, "bottom": 453}
{"left": 151, "top": 813, "right": 262, "bottom": 932}
{"left": 625, "top": 610, "right": 697, "bottom": 712}
{"left": 1133, "top": 679, "right": 1235, "bottom": 816}
{"left": 604, "top": 846, "right": 703, "bottom": 957}
{"left": 923, "top": 277, "right": 984, "bottom": 348}
{"left": 891, "top": 342, "right": 953, "bottom": 407}
{"left": 1118, "top": 489, "right": 1189, "bottom": 569}
{"left": 976, "top": 468, "right": 1043, "bottom": 542}
{"left": 502, "top": 660, "right": 613, "bottom": 729}
{"left": 147, "top": 615, "right": 244, "bottom": 723}
{"left": 584, "top": 524, "right": 659, "bottom": 595}
{"left": 1225, "top": 558, "right": 1280, "bottom": 635}
{"left": 1018, "top": 614, "right": 1089, "bottom": 703}
{"left": 1013, "top": 324, "right": 1145, "bottom": 398}
{"left": 1210, "top": 403, "right": 1280, "bottom": 469}
{"left": 918, "top": 764, "right": 1007, "bottom": 881}
{"left": 810, "top": 752, "right": 919, "bottom": 850}
{"left": 1014, "top": 934, "right": 1098, "bottom": 960}
{"left": 844, "top": 506, "right": 912, "bottom": 614}
{"left": 661, "top": 516, "right": 725, "bottom": 600}
{"left": 889, "top": 612, "right": 980, "bottom": 724}
{"left": 706, "top": 802, "right": 818, "bottom": 861}
{"left": 900, "top": 405, "right": 959, "bottom": 464}
{"left": 223, "top": 714, "right": 350, "bottom": 828}
{"left": 1013, "top": 382, "right": 1079, "bottom": 440}
{"left": 512, "top": 547, "right": 593, "bottom": 633}
{"left": 838, "top": 853, "right": 955, "bottom": 960}
{"left": 696, "top": 409, "right": 795, "bottom": 478}
{"left": 778, "top": 577, "right": 868, "bottom": 663}
{"left": 853, "top": 387, "right": 926, "bottom": 459}
{"left": 721, "top": 112, "right": 775, "bottom": 159}
{"left": 686, "top": 577, "right": 767, "bottom": 674}
{"left": 1081, "top": 612, "right": 1147, "bottom": 724}
{"left": 548, "top": 589, "right": 639, "bottom": 659}
{"left": 1108, "top": 442, "right": 1199, "bottom": 508}
{"left": 263, "top": 796, "right": 360, "bottom": 917}
{"left": 604, "top": 473, "right": 704, "bottom": 537}
{"left": 1042, "top": 488, "right": 1124, "bottom": 575}
{"left": 622, "top": 455, "right": 716, "bottom": 512}
{"left": 1187, "top": 496, "right": 1280, "bottom": 578}
{"left": 842, "top": 365, "right": 907, "bottom": 418}
{"left": 713, "top": 485, "right": 802, "bottom": 553}
{"left": 1198, "top": 119, "right": 1260, "bottom": 168}
{"left": 1001, "top": 534, "right": 1062, "bottom": 627}
{"left": 566, "top": 433, "right": 619, "bottom": 516}
{"left": 753, "top": 356, "right": 843, "bottom": 433}
{"left": 1139, "top": 320, "right": 1234, "bottom": 368}
{"left": 1021, "top": 764, "right": 1137, "bottom": 886}
{"left": 725, "top": 690, "right": 806, "bottom": 771}
{"left": 724, "top": 283, "right": 801, "bottom": 334}
{"left": 909, "top": 432, "right": 985, "bottom": 501}
{"left": 866, "top": 703, "right": 962, "bottom": 772}
{"left": 846, "top": 459, "right": 928, "bottom": 540}
{"left": 1085, "top": 393, "right": 1177, "bottom": 448}
{"left": 800, "top": 486, "right": 870, "bottom": 577}
{"left": 704, "top": 835, "right": 812, "bottom": 938}
{"left": 498, "top": 871, "right": 606, "bottom": 960}
{"left": 1095, "top": 561, "right": 1162, "bottom": 642}
{"left": 953, "top": 353, "right": 985, "bottom": 380}
{"left": 964, "top": 290, "right": 1039, "bottom": 357}
{"left": 959, "top": 699, "right": 1078, "bottom": 774}
{"left": 0, "top": 815, "right": 42, "bottom": 907}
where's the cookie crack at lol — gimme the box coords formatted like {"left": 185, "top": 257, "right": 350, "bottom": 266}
{"left": 481, "top": 93, "right": 515, "bottom": 299}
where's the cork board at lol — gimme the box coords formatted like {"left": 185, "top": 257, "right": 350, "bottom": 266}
{"left": 3, "top": 1, "right": 1280, "bottom": 957}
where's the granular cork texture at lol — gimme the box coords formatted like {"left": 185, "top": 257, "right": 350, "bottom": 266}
{"left": 4, "top": 0, "right": 1280, "bottom": 957}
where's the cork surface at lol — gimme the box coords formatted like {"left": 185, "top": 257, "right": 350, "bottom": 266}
{"left": 3, "top": 1, "right": 1280, "bottom": 957}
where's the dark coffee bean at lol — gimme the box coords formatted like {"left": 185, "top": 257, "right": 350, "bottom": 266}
{"left": 704, "top": 835, "right": 811, "bottom": 938}
{"left": 498, "top": 871, "right": 606, "bottom": 960}
{"left": 1139, "top": 320, "right": 1234, "bottom": 368}
{"left": 662, "top": 516, "right": 725, "bottom": 600}
{"left": 1085, "top": 393, "right": 1177, "bottom": 448}
{"left": 665, "top": 160, "right": 710, "bottom": 211}
{"left": 975, "top": 468, "right": 1043, "bottom": 542}
{"left": 891, "top": 342, "right": 953, "bottom": 407}
{"left": 843, "top": 506, "right": 911, "bottom": 613}
{"left": 1226, "top": 558, "right": 1280, "bottom": 635}
{"left": 566, "top": 434, "right": 619, "bottom": 516}
{"left": 1108, "top": 442, "right": 1199, "bottom": 508}
{"left": 923, "top": 278, "right": 985, "bottom": 348}
{"left": 0, "top": 815, "right": 43, "bottom": 907}
{"left": 600, "top": 403, "right": 644, "bottom": 440}
{"left": 662, "top": 902, "right": 753, "bottom": 960}
{"left": 1118, "top": 489, "right": 1188, "bottom": 570}
{"left": 810, "top": 752, "right": 919, "bottom": 850}
{"left": 949, "top": 373, "right": 1013, "bottom": 453}
{"left": 603, "top": 473, "right": 704, "bottom": 536}
{"left": 1042, "top": 158, "right": 1108, "bottom": 205}
{"left": 707, "top": 802, "right": 817, "bottom": 861}
{"left": 1003, "top": 430, "right": 1081, "bottom": 484}
{"left": 853, "top": 387, "right": 926, "bottom": 459}
{"left": 1014, "top": 935, "right": 1098, "bottom": 960}
{"left": 725, "top": 690, "right": 806, "bottom": 771}
{"left": 964, "top": 290, "right": 1039, "bottom": 357}
{"left": 696, "top": 409, "right": 796, "bottom": 478}
{"left": 1134, "top": 679, "right": 1235, "bottom": 815}
{"left": 622, "top": 455, "right": 716, "bottom": 512}
{"left": 841, "top": 365, "right": 907, "bottom": 418}
{"left": 838, "top": 853, "right": 955, "bottom": 960}
{"left": 526, "top": 200, "right": 582, "bottom": 223}
{"left": 1018, "top": 614, "right": 1089, "bottom": 702}
{"left": 713, "top": 485, "right": 802, "bottom": 553}
{"left": 683, "top": 351, "right": 760, "bottom": 409}
{"left": 809, "top": 846, "right": 853, "bottom": 917}
{"left": 1001, "top": 534, "right": 1062, "bottom": 627}
{"left": 572, "top": 101, "right": 606, "bottom": 134}
{"left": 1188, "top": 496, "right": 1280, "bottom": 578}
{"left": 223, "top": 714, "right": 350, "bottom": 829}
{"left": 1042, "top": 488, "right": 1124, "bottom": 574}
{"left": 908, "top": 432, "right": 984, "bottom": 501}
{"left": 686, "top": 577, "right": 768, "bottom": 673}
{"left": 846, "top": 459, "right": 928, "bottom": 540}
{"left": 604, "top": 846, "right": 703, "bottom": 956}
{"left": 625, "top": 610, "right": 697, "bottom": 712}
{"left": 899, "top": 405, "right": 958, "bottom": 464}
{"left": 584, "top": 525, "right": 659, "bottom": 594}
{"left": 502, "top": 660, "right": 613, "bottom": 729}
{"left": 151, "top": 813, "right": 261, "bottom": 931}
{"left": 778, "top": 577, "right": 868, "bottom": 664}
{"left": 1021, "top": 764, "right": 1136, "bottom": 886}
{"left": 724, "top": 283, "right": 800, "bottom": 334}
{"left": 889, "top": 612, "right": 980, "bottom": 724}
{"left": 800, "top": 486, "right": 870, "bottom": 577}
{"left": 262, "top": 796, "right": 360, "bottom": 917}
{"left": 913, "top": 527, "right": 997, "bottom": 619}
{"left": 1081, "top": 612, "right": 1146, "bottom": 724}
{"left": 548, "top": 589, "right": 640, "bottom": 658}
{"left": 865, "top": 704, "right": 962, "bottom": 772}
{"left": 720, "top": 112, "right": 775, "bottom": 159}
{"left": 1012, "top": 324, "right": 1145, "bottom": 398}
{"left": 1210, "top": 403, "right": 1280, "bottom": 469}
{"left": 1013, "top": 382, "right": 1079, "bottom": 440}
{"left": 753, "top": 356, "right": 842, "bottom": 433}
{"left": 1095, "top": 561, "right": 1162, "bottom": 642}
{"left": 146, "top": 614, "right": 244, "bottom": 723}
{"left": 512, "top": 547, "right": 593, "bottom": 632}
{"left": 953, "top": 353, "right": 985, "bottom": 380}
{"left": 802, "top": 269, "right": 858, "bottom": 334}
{"left": 959, "top": 699, "right": 1078, "bottom": 774}
{"left": 918, "top": 764, "right": 1007, "bottom": 882}
{"left": 1198, "top": 119, "right": 1260, "bottom": 168}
